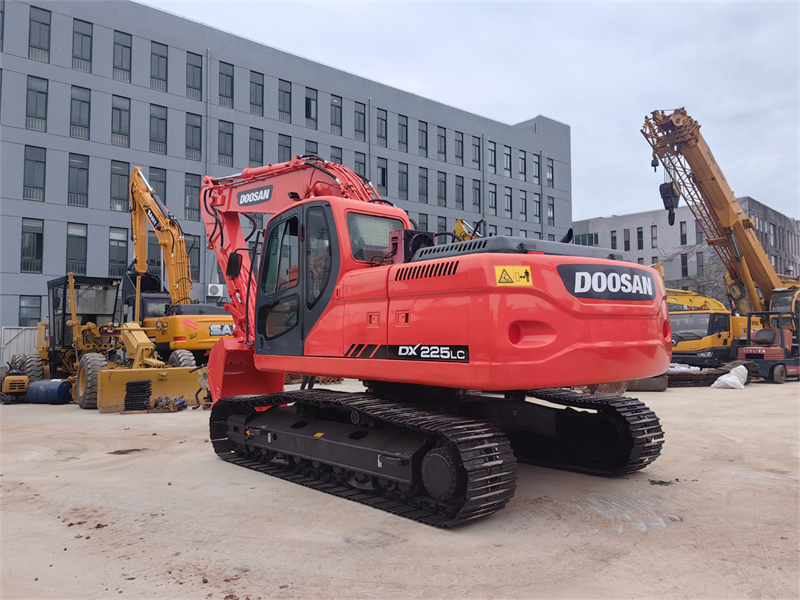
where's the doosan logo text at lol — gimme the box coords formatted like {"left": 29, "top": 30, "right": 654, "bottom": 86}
{"left": 574, "top": 271, "right": 653, "bottom": 296}
{"left": 237, "top": 185, "right": 273, "bottom": 207}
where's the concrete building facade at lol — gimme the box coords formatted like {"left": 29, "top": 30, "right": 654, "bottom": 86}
{"left": 0, "top": 0, "right": 572, "bottom": 329}
{"left": 573, "top": 197, "right": 800, "bottom": 304}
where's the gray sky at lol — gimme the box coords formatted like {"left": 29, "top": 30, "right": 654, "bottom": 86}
{"left": 146, "top": 0, "right": 799, "bottom": 221}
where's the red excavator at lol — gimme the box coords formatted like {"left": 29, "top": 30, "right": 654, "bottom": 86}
{"left": 201, "top": 155, "right": 671, "bottom": 527}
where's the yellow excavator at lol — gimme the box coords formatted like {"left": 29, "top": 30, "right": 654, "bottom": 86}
{"left": 126, "top": 167, "right": 235, "bottom": 367}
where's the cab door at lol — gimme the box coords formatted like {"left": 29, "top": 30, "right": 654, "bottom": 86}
{"left": 254, "top": 202, "right": 339, "bottom": 357}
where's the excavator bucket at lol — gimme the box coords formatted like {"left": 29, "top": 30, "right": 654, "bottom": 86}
{"left": 95, "top": 367, "right": 200, "bottom": 413}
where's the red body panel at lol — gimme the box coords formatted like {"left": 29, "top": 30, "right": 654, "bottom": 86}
{"left": 252, "top": 253, "right": 671, "bottom": 390}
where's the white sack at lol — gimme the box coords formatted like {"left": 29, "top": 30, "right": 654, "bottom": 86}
{"left": 711, "top": 365, "right": 749, "bottom": 389}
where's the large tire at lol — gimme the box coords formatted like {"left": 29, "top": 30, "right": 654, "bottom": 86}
{"left": 771, "top": 364, "right": 787, "bottom": 385}
{"left": 77, "top": 353, "right": 106, "bottom": 409}
{"left": 23, "top": 354, "right": 44, "bottom": 382}
{"left": 168, "top": 349, "right": 196, "bottom": 368}
{"left": 11, "top": 353, "right": 25, "bottom": 367}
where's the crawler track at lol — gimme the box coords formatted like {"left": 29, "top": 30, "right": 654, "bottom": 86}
{"left": 210, "top": 388, "right": 664, "bottom": 526}
{"left": 210, "top": 390, "right": 518, "bottom": 527}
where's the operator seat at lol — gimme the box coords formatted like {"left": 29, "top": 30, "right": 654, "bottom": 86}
{"left": 751, "top": 328, "right": 793, "bottom": 349}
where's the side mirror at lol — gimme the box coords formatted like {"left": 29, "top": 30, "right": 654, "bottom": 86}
{"left": 122, "top": 304, "right": 129, "bottom": 317}
{"left": 226, "top": 252, "right": 243, "bottom": 278}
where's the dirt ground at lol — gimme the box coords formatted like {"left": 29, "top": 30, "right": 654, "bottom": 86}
{"left": 2, "top": 380, "right": 798, "bottom": 600}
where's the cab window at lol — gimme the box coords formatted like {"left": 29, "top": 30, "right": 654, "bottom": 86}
{"left": 261, "top": 217, "right": 299, "bottom": 294}
{"left": 346, "top": 212, "right": 403, "bottom": 263}
{"left": 306, "top": 207, "right": 332, "bottom": 308}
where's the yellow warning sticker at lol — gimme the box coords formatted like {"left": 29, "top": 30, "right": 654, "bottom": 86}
{"left": 314, "top": 432, "right": 325, "bottom": 438}
{"left": 494, "top": 266, "right": 533, "bottom": 286}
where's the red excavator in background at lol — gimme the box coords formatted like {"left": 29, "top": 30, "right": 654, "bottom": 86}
{"left": 201, "top": 155, "right": 671, "bottom": 527}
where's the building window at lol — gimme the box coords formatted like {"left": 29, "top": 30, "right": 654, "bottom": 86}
{"left": 489, "top": 225, "right": 497, "bottom": 237}
{"left": 248, "top": 71, "right": 264, "bottom": 116}
{"left": 398, "top": 163, "right": 408, "bottom": 200}
{"left": 611, "top": 230, "right": 617, "bottom": 250}
{"left": 330, "top": 146, "right": 342, "bottom": 165}
{"left": 651, "top": 225, "right": 658, "bottom": 248}
{"left": 148, "top": 104, "right": 167, "bottom": 154}
{"left": 488, "top": 184, "right": 497, "bottom": 216}
{"left": 418, "top": 121, "right": 428, "bottom": 157}
{"left": 147, "top": 231, "right": 161, "bottom": 275}
{"left": 72, "top": 19, "right": 92, "bottom": 72}
{"left": 184, "top": 173, "right": 200, "bottom": 221}
{"left": 109, "top": 228, "right": 128, "bottom": 277}
{"left": 418, "top": 167, "right": 428, "bottom": 203}
{"left": 437, "top": 216, "right": 447, "bottom": 243}
{"left": 521, "top": 230, "right": 527, "bottom": 239}
{"left": 504, "top": 187, "right": 512, "bottom": 218}
{"left": 637, "top": 258, "right": 644, "bottom": 265}
{"left": 70, "top": 86, "right": 91, "bottom": 140}
{"left": 697, "top": 285, "right": 705, "bottom": 295}
{"left": 652, "top": 256, "right": 658, "bottom": 265}
{"left": 68, "top": 154, "right": 89, "bottom": 207}
{"left": 398, "top": 115, "right": 408, "bottom": 152}
{"left": 455, "top": 176, "right": 464, "bottom": 211}
{"left": 546, "top": 158, "right": 554, "bottom": 187}
{"left": 66, "top": 223, "right": 88, "bottom": 275}
{"left": 219, "top": 62, "right": 234, "bottom": 108}
{"left": 437, "top": 126, "right": 446, "bottom": 161}
{"left": 21, "top": 218, "right": 43, "bottom": 273}
{"left": 110, "top": 160, "right": 129, "bottom": 212}
{"left": 23, "top": 146, "right": 46, "bottom": 202}
{"left": 769, "top": 223, "right": 776, "bottom": 246}
{"left": 519, "top": 190, "right": 528, "bottom": 220}
{"left": 305, "top": 87, "right": 317, "bottom": 129}
{"left": 533, "top": 193, "right": 541, "bottom": 224}
{"left": 547, "top": 197, "right": 555, "bottom": 226}
{"left": 354, "top": 152, "right": 366, "bottom": 179}
{"left": 249, "top": 128, "right": 263, "bottom": 168}
{"left": 376, "top": 157, "right": 387, "bottom": 196}
{"left": 455, "top": 132, "right": 463, "bottom": 166}
{"left": 681, "top": 253, "right": 688, "bottom": 277}
{"left": 437, "top": 172, "right": 447, "bottom": 207}
{"left": 218, "top": 120, "right": 233, "bottom": 167}
{"left": 637, "top": 227, "right": 644, "bottom": 250}
{"left": 0, "top": 1, "right": 4, "bottom": 52}
{"left": 518, "top": 150, "right": 526, "bottom": 181}
{"left": 278, "top": 135, "right": 292, "bottom": 163}
{"left": 186, "top": 235, "right": 200, "bottom": 282}
{"left": 113, "top": 31, "right": 132, "bottom": 82}
{"left": 505, "top": 227, "right": 513, "bottom": 237}
{"left": 680, "top": 221, "right": 687, "bottom": 245}
{"left": 279, "top": 80, "right": 292, "bottom": 123}
{"left": 186, "top": 52, "right": 202, "bottom": 99}
{"left": 305, "top": 139, "right": 318, "bottom": 157}
{"left": 330, "top": 95, "right": 342, "bottom": 136}
{"left": 488, "top": 141, "right": 496, "bottom": 174}
{"left": 503, "top": 146, "right": 511, "bottom": 177}
{"left": 548, "top": 234, "right": 556, "bottom": 241}
{"left": 472, "top": 180, "right": 481, "bottom": 212}
{"left": 532, "top": 154, "right": 540, "bottom": 185}
{"left": 149, "top": 167, "right": 166, "bottom": 201}
{"left": 418, "top": 213, "right": 428, "bottom": 232}
{"left": 472, "top": 136, "right": 481, "bottom": 169}
{"left": 28, "top": 6, "right": 50, "bottom": 62}
{"left": 19, "top": 296, "right": 41, "bottom": 327}
{"left": 624, "top": 228, "right": 630, "bottom": 251}
{"left": 695, "top": 220, "right": 704, "bottom": 243}
{"left": 26, "top": 76, "right": 48, "bottom": 132}
{"left": 354, "top": 102, "right": 365, "bottom": 141}
{"left": 696, "top": 252, "right": 704, "bottom": 276}
{"left": 574, "top": 233, "right": 599, "bottom": 246}
{"left": 377, "top": 108, "right": 387, "bottom": 147}
{"left": 150, "top": 42, "right": 168, "bottom": 92}
{"left": 185, "top": 113, "right": 202, "bottom": 161}
{"left": 110, "top": 96, "right": 130, "bottom": 147}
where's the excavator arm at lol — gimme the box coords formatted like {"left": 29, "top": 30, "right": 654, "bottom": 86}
{"left": 129, "top": 166, "right": 194, "bottom": 305}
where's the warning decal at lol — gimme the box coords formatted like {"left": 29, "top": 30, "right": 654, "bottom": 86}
{"left": 494, "top": 266, "right": 533, "bottom": 286}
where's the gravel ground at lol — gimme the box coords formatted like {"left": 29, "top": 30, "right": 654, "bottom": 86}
{"left": 1, "top": 379, "right": 798, "bottom": 600}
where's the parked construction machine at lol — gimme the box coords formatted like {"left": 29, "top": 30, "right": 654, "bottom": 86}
{"left": 22, "top": 274, "right": 199, "bottom": 411}
{"left": 126, "top": 166, "right": 234, "bottom": 367}
{"left": 643, "top": 108, "right": 799, "bottom": 382}
{"left": 197, "top": 154, "right": 670, "bottom": 526}
{"left": 1, "top": 356, "right": 29, "bottom": 404}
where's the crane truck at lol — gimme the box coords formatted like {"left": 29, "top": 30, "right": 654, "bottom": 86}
{"left": 200, "top": 154, "right": 670, "bottom": 526}
{"left": 127, "top": 166, "right": 235, "bottom": 366}
{"left": 643, "top": 108, "right": 799, "bottom": 382}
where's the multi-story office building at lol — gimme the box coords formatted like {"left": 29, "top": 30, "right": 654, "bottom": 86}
{"left": 0, "top": 0, "right": 572, "bottom": 328}
{"left": 573, "top": 197, "right": 800, "bottom": 303}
